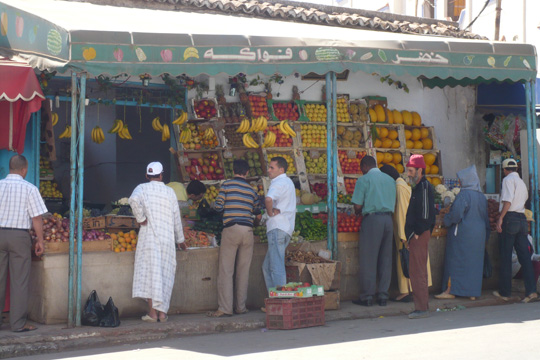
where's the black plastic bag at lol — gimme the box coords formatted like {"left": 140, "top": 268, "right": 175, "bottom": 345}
{"left": 99, "top": 297, "right": 121, "bottom": 327}
{"left": 483, "top": 249, "right": 492, "bottom": 278}
{"left": 82, "top": 290, "right": 104, "bottom": 326}
{"left": 399, "top": 247, "right": 410, "bottom": 279}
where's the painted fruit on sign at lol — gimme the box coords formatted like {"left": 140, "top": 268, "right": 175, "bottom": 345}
{"left": 135, "top": 47, "right": 147, "bottom": 62}
{"left": 183, "top": 47, "right": 199, "bottom": 60}
{"left": 28, "top": 25, "right": 38, "bottom": 44}
{"left": 47, "top": 29, "right": 63, "bottom": 55}
{"left": 315, "top": 48, "right": 341, "bottom": 61}
{"left": 1, "top": 13, "right": 7, "bottom": 36}
{"left": 161, "top": 49, "right": 173, "bottom": 62}
{"left": 298, "top": 49, "right": 308, "bottom": 61}
{"left": 83, "top": 47, "right": 97, "bottom": 61}
{"left": 113, "top": 48, "right": 123, "bottom": 62}
{"left": 15, "top": 16, "right": 23, "bottom": 37}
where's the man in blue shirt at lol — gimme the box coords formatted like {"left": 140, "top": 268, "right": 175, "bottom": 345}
{"left": 351, "top": 156, "right": 396, "bottom": 306}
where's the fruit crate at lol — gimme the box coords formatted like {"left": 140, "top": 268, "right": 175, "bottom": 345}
{"left": 299, "top": 123, "right": 328, "bottom": 149}
{"left": 223, "top": 125, "right": 252, "bottom": 148}
{"left": 302, "top": 101, "right": 327, "bottom": 123}
{"left": 268, "top": 284, "right": 324, "bottom": 298}
{"left": 178, "top": 150, "right": 226, "bottom": 182}
{"left": 336, "top": 95, "right": 351, "bottom": 123}
{"left": 179, "top": 122, "right": 222, "bottom": 151}
{"left": 364, "top": 96, "right": 388, "bottom": 124}
{"left": 404, "top": 150, "right": 442, "bottom": 176}
{"left": 348, "top": 99, "right": 369, "bottom": 124}
{"left": 375, "top": 150, "right": 405, "bottom": 174}
{"left": 222, "top": 148, "right": 266, "bottom": 179}
{"left": 264, "top": 149, "right": 298, "bottom": 176}
{"left": 337, "top": 124, "right": 366, "bottom": 149}
{"left": 44, "top": 238, "right": 113, "bottom": 254}
{"left": 218, "top": 102, "right": 246, "bottom": 124}
{"left": 404, "top": 126, "right": 438, "bottom": 151}
{"left": 367, "top": 123, "right": 404, "bottom": 151}
{"left": 265, "top": 296, "right": 325, "bottom": 330}
{"left": 263, "top": 123, "right": 294, "bottom": 148}
{"left": 83, "top": 215, "right": 139, "bottom": 230}
{"left": 338, "top": 149, "right": 368, "bottom": 175}
{"left": 267, "top": 99, "right": 300, "bottom": 122}
{"left": 303, "top": 150, "right": 327, "bottom": 175}
{"left": 191, "top": 98, "right": 219, "bottom": 120}
{"left": 246, "top": 93, "right": 270, "bottom": 119}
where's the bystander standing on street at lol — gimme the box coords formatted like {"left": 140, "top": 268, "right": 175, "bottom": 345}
{"left": 405, "top": 154, "right": 435, "bottom": 319}
{"left": 262, "top": 157, "right": 296, "bottom": 310}
{"left": 0, "top": 154, "right": 47, "bottom": 332}
{"left": 494, "top": 158, "right": 538, "bottom": 303}
{"left": 351, "top": 156, "right": 396, "bottom": 307}
{"left": 207, "top": 160, "right": 260, "bottom": 318}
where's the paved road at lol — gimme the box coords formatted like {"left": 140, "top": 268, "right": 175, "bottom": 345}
{"left": 20, "top": 302, "right": 540, "bottom": 360}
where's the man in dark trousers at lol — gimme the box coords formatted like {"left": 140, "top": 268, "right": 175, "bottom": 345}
{"left": 494, "top": 158, "right": 538, "bottom": 303}
{"left": 405, "top": 154, "right": 435, "bottom": 319}
{"left": 351, "top": 156, "right": 396, "bottom": 307}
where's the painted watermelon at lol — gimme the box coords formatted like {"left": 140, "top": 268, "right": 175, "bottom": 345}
{"left": 47, "top": 29, "right": 62, "bottom": 55}
{"left": 315, "top": 48, "right": 341, "bottom": 61}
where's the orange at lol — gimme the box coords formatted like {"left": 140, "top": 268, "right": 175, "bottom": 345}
{"left": 374, "top": 139, "right": 382, "bottom": 148}
{"left": 383, "top": 152, "right": 393, "bottom": 164}
{"left": 426, "top": 177, "right": 432, "bottom": 184}
{"left": 382, "top": 138, "right": 393, "bottom": 148}
{"left": 376, "top": 152, "right": 384, "bottom": 164}
{"left": 391, "top": 140, "right": 400, "bottom": 148}
{"left": 392, "top": 152, "right": 402, "bottom": 164}
{"left": 413, "top": 140, "right": 423, "bottom": 149}
{"left": 425, "top": 165, "right": 431, "bottom": 175}
{"left": 412, "top": 112, "right": 422, "bottom": 126}
{"left": 110, "top": 234, "right": 117, "bottom": 241}
{"left": 406, "top": 140, "right": 414, "bottom": 149}
{"left": 396, "top": 164, "right": 404, "bottom": 173}
{"left": 430, "top": 165, "right": 439, "bottom": 174}
{"left": 411, "top": 128, "right": 421, "bottom": 141}
{"left": 118, "top": 232, "right": 124, "bottom": 237}
{"left": 369, "top": 108, "right": 377, "bottom": 122}
{"left": 431, "top": 177, "right": 442, "bottom": 186}
{"left": 420, "top": 127, "right": 430, "bottom": 139}
{"left": 392, "top": 110, "right": 403, "bottom": 124}
{"left": 404, "top": 129, "right": 412, "bottom": 140}
{"left": 388, "top": 130, "right": 398, "bottom": 140}
{"left": 424, "top": 153, "right": 436, "bottom": 166}
{"left": 114, "top": 248, "right": 120, "bottom": 253}
{"left": 402, "top": 111, "right": 413, "bottom": 126}
{"left": 422, "top": 138, "right": 433, "bottom": 150}
{"left": 386, "top": 109, "right": 394, "bottom": 124}
{"left": 379, "top": 127, "right": 389, "bottom": 138}
{"left": 130, "top": 232, "right": 137, "bottom": 239}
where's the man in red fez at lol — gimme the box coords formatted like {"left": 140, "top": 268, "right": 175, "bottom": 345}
{"left": 404, "top": 154, "right": 435, "bottom": 319}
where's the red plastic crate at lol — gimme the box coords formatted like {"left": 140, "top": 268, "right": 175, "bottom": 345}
{"left": 265, "top": 296, "right": 325, "bottom": 330}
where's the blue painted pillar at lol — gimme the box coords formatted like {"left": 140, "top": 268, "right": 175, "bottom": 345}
{"left": 68, "top": 72, "right": 77, "bottom": 328}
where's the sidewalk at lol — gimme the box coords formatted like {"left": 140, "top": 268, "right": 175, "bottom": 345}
{"left": 0, "top": 291, "right": 524, "bottom": 359}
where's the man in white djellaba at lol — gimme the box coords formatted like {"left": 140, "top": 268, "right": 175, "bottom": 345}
{"left": 129, "top": 162, "right": 187, "bottom": 322}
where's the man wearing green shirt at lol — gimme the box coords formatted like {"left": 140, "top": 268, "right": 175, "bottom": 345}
{"left": 351, "top": 156, "right": 396, "bottom": 307}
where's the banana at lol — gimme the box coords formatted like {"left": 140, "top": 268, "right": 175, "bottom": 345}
{"left": 152, "top": 117, "right": 163, "bottom": 132}
{"left": 162, "top": 124, "right": 170, "bottom": 142}
{"left": 51, "top": 112, "right": 58, "bottom": 126}
{"left": 243, "top": 133, "right": 259, "bottom": 148}
{"left": 282, "top": 120, "right": 297, "bottom": 137}
{"left": 237, "top": 119, "right": 248, "bottom": 133}
{"left": 278, "top": 120, "right": 286, "bottom": 135}
{"left": 259, "top": 116, "right": 267, "bottom": 132}
{"left": 109, "top": 119, "right": 124, "bottom": 134}
{"left": 97, "top": 126, "right": 105, "bottom": 143}
{"left": 172, "top": 111, "right": 188, "bottom": 125}
{"left": 120, "top": 124, "right": 132, "bottom": 140}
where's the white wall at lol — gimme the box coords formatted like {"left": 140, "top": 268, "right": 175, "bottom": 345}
{"left": 194, "top": 70, "right": 483, "bottom": 183}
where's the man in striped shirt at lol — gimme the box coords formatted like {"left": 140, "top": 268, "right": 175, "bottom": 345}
{"left": 0, "top": 155, "right": 47, "bottom": 332}
{"left": 207, "top": 160, "right": 260, "bottom": 317}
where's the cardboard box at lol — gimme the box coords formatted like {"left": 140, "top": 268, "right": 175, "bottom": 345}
{"left": 286, "top": 260, "right": 341, "bottom": 291}
{"left": 324, "top": 290, "right": 340, "bottom": 310}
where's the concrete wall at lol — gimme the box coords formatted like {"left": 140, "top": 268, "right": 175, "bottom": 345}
{"left": 29, "top": 232, "right": 502, "bottom": 324}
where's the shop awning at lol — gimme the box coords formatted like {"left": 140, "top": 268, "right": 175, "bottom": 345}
{"left": 0, "top": 0, "right": 536, "bottom": 87}
{"left": 0, "top": 58, "right": 44, "bottom": 153}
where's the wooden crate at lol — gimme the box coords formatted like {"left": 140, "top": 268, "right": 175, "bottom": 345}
{"left": 404, "top": 126, "right": 438, "bottom": 151}
{"left": 177, "top": 149, "right": 225, "bottom": 182}
{"left": 83, "top": 215, "right": 139, "bottom": 230}
{"left": 191, "top": 98, "right": 219, "bottom": 120}
{"left": 348, "top": 99, "right": 369, "bottom": 124}
{"left": 374, "top": 149, "right": 405, "bottom": 174}
{"left": 404, "top": 150, "right": 442, "bottom": 176}
{"left": 364, "top": 96, "right": 388, "bottom": 124}
{"left": 337, "top": 232, "right": 358, "bottom": 242}
{"left": 44, "top": 238, "right": 113, "bottom": 254}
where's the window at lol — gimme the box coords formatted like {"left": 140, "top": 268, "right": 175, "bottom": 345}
{"left": 448, "top": 0, "right": 466, "bottom": 21}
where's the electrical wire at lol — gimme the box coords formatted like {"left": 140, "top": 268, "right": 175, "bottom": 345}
{"left": 463, "top": 0, "right": 491, "bottom": 31}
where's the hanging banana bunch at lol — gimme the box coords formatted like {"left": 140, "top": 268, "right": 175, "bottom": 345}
{"left": 117, "top": 103, "right": 132, "bottom": 140}
{"left": 108, "top": 119, "right": 124, "bottom": 134}
{"left": 51, "top": 112, "right": 59, "bottom": 126}
{"left": 161, "top": 124, "right": 170, "bottom": 142}
{"left": 91, "top": 126, "right": 105, "bottom": 144}
{"left": 152, "top": 116, "right": 163, "bottom": 132}
{"left": 58, "top": 125, "right": 72, "bottom": 139}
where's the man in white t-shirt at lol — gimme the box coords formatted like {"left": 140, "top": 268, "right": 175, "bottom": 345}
{"left": 262, "top": 157, "right": 296, "bottom": 295}
{"left": 494, "top": 159, "right": 538, "bottom": 303}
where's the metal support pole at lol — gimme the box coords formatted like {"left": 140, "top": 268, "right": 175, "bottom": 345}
{"left": 34, "top": 111, "right": 41, "bottom": 187}
{"left": 67, "top": 72, "right": 78, "bottom": 328}
{"left": 326, "top": 73, "right": 333, "bottom": 255}
{"left": 530, "top": 81, "right": 540, "bottom": 253}
{"left": 525, "top": 82, "right": 536, "bottom": 245}
{"left": 331, "top": 72, "right": 338, "bottom": 259}
{"left": 75, "top": 73, "right": 87, "bottom": 326}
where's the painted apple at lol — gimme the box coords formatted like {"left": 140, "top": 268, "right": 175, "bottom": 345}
{"left": 113, "top": 48, "right": 123, "bottom": 62}
{"left": 161, "top": 49, "right": 173, "bottom": 62}
{"left": 15, "top": 16, "right": 23, "bottom": 37}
